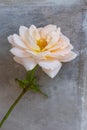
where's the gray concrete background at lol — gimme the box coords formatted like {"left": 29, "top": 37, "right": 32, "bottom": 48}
{"left": 0, "top": 0, "right": 87, "bottom": 130}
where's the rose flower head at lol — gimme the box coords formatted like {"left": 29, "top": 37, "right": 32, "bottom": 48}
{"left": 8, "top": 24, "right": 77, "bottom": 78}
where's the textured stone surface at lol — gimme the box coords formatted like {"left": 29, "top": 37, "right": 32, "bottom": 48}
{"left": 81, "top": 8, "right": 87, "bottom": 130}
{"left": 0, "top": 0, "right": 83, "bottom": 5}
{"left": 0, "top": 0, "right": 87, "bottom": 130}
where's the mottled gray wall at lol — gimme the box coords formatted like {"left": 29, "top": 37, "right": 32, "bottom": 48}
{"left": 0, "top": 0, "right": 87, "bottom": 130}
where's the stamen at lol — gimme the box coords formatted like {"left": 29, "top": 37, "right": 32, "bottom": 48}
{"left": 37, "top": 39, "right": 47, "bottom": 50}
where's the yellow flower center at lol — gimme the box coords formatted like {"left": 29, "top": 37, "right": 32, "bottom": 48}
{"left": 37, "top": 39, "right": 47, "bottom": 50}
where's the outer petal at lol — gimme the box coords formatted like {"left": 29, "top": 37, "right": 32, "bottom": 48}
{"left": 26, "top": 50, "right": 51, "bottom": 60}
{"left": 19, "top": 26, "right": 28, "bottom": 39}
{"left": 38, "top": 60, "right": 61, "bottom": 70}
{"left": 58, "top": 51, "right": 77, "bottom": 62}
{"left": 10, "top": 47, "right": 29, "bottom": 57}
{"left": 58, "top": 34, "right": 73, "bottom": 49}
{"left": 47, "top": 41, "right": 72, "bottom": 53}
{"left": 42, "top": 62, "right": 62, "bottom": 78}
{"left": 13, "top": 34, "right": 26, "bottom": 48}
{"left": 13, "top": 56, "right": 23, "bottom": 65}
{"left": 8, "top": 35, "right": 15, "bottom": 46}
{"left": 14, "top": 57, "right": 37, "bottom": 70}
{"left": 50, "top": 46, "right": 73, "bottom": 57}
{"left": 19, "top": 26, "right": 36, "bottom": 50}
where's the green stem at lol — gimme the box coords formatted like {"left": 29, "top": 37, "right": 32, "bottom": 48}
{"left": 0, "top": 88, "right": 27, "bottom": 128}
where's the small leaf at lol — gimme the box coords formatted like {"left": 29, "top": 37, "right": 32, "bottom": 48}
{"left": 15, "top": 78, "right": 26, "bottom": 89}
{"left": 22, "top": 79, "right": 29, "bottom": 84}
{"left": 29, "top": 84, "right": 48, "bottom": 98}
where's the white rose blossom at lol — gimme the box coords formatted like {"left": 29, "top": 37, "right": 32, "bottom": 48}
{"left": 0, "top": 24, "right": 77, "bottom": 128}
{"left": 8, "top": 24, "right": 77, "bottom": 78}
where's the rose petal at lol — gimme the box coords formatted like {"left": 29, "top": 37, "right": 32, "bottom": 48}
{"left": 10, "top": 47, "right": 29, "bottom": 57}
{"left": 50, "top": 46, "right": 73, "bottom": 56}
{"left": 45, "top": 28, "right": 60, "bottom": 49}
{"left": 43, "top": 24, "right": 57, "bottom": 33}
{"left": 38, "top": 60, "right": 61, "bottom": 70}
{"left": 19, "top": 26, "right": 35, "bottom": 49}
{"left": 58, "top": 51, "right": 77, "bottom": 62}
{"left": 13, "top": 34, "right": 26, "bottom": 48}
{"left": 42, "top": 62, "right": 62, "bottom": 78}
{"left": 19, "top": 26, "right": 28, "bottom": 39}
{"left": 21, "top": 57, "right": 37, "bottom": 70}
{"left": 26, "top": 50, "right": 51, "bottom": 60}
{"left": 29, "top": 25, "right": 40, "bottom": 40}
{"left": 39, "top": 24, "right": 57, "bottom": 39}
{"left": 14, "top": 56, "right": 37, "bottom": 70}
{"left": 8, "top": 35, "right": 15, "bottom": 46}
{"left": 13, "top": 56, "right": 23, "bottom": 65}
{"left": 59, "top": 34, "right": 73, "bottom": 49}
{"left": 28, "top": 25, "right": 40, "bottom": 50}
